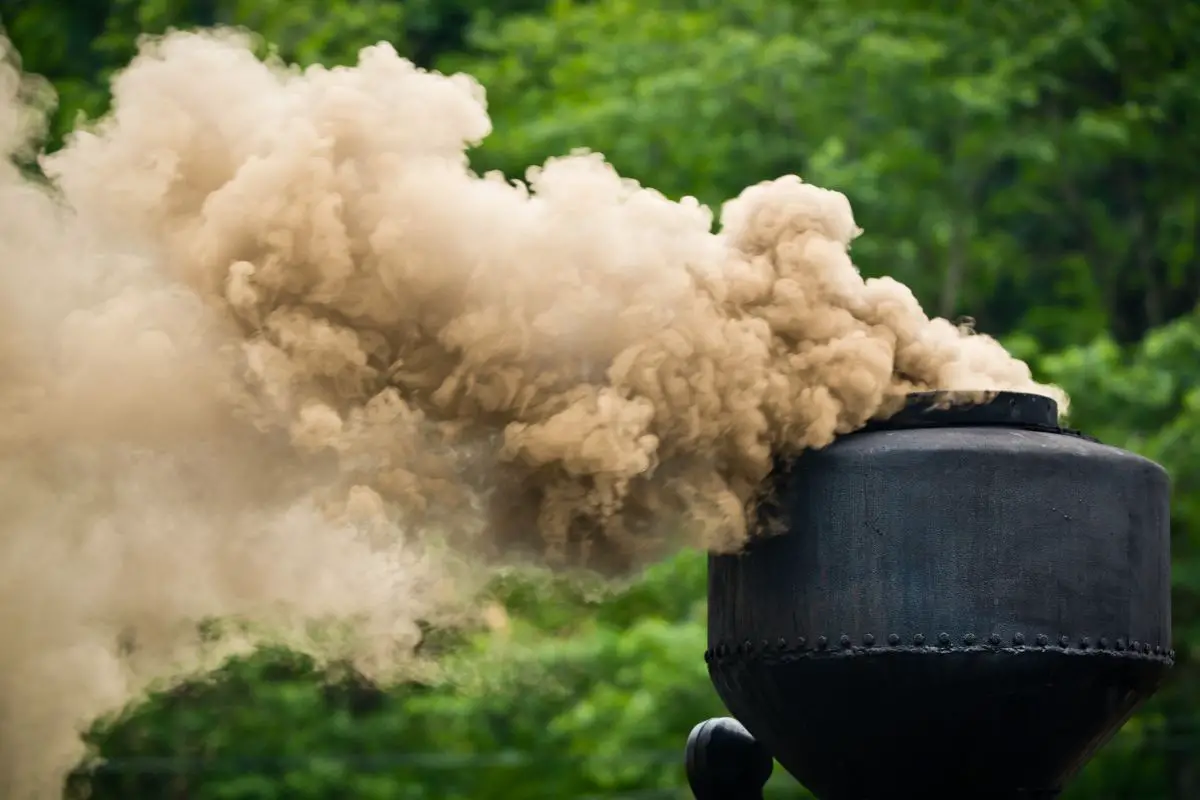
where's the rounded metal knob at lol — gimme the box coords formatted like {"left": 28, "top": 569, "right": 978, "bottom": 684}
{"left": 685, "top": 717, "right": 773, "bottom": 799}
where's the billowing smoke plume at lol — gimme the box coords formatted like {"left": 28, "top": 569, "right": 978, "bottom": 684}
{"left": 0, "top": 28, "right": 1063, "bottom": 798}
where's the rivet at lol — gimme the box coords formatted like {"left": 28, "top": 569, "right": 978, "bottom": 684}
{"left": 1036, "top": 634, "right": 1048, "bottom": 647}
{"left": 816, "top": 636, "right": 828, "bottom": 650}
{"left": 863, "top": 634, "right": 875, "bottom": 647}
{"left": 988, "top": 633, "right": 1001, "bottom": 646}
{"left": 1013, "top": 633, "right": 1025, "bottom": 646}
{"left": 1116, "top": 639, "right": 1127, "bottom": 651}
{"left": 1142, "top": 642, "right": 1151, "bottom": 654}
{"left": 913, "top": 634, "right": 926, "bottom": 646}
{"left": 963, "top": 633, "right": 977, "bottom": 646}
{"left": 1058, "top": 635, "right": 1070, "bottom": 648}
{"left": 1131, "top": 640, "right": 1141, "bottom": 652}
{"left": 1169, "top": 649, "right": 1176, "bottom": 659}
{"left": 797, "top": 636, "right": 808, "bottom": 649}
{"left": 743, "top": 639, "right": 753, "bottom": 654}
{"left": 704, "top": 650, "right": 712, "bottom": 662}
{"left": 1080, "top": 637, "right": 1090, "bottom": 649}
{"left": 760, "top": 640, "right": 771, "bottom": 653}
{"left": 840, "top": 634, "right": 852, "bottom": 649}
{"left": 887, "top": 633, "right": 900, "bottom": 646}
{"left": 938, "top": 632, "right": 951, "bottom": 646}
{"left": 1098, "top": 637, "right": 1109, "bottom": 650}
{"left": 778, "top": 637, "right": 788, "bottom": 650}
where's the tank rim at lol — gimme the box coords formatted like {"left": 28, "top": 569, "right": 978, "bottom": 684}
{"left": 859, "top": 390, "right": 1082, "bottom": 436}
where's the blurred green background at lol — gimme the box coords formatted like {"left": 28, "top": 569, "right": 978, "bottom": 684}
{"left": 2, "top": 0, "right": 1199, "bottom": 796}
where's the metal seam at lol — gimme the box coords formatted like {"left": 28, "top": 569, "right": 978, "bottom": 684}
{"left": 704, "top": 634, "right": 1175, "bottom": 664}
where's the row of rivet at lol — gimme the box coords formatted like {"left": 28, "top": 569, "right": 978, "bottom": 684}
{"left": 704, "top": 633, "right": 1175, "bottom": 662}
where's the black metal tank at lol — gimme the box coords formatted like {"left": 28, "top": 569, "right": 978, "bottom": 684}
{"left": 690, "top": 391, "right": 1173, "bottom": 800}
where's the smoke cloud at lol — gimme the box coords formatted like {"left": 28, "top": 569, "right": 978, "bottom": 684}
{"left": 0, "top": 28, "right": 1063, "bottom": 798}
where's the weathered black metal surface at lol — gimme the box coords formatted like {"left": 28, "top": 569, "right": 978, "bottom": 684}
{"left": 705, "top": 391, "right": 1173, "bottom": 800}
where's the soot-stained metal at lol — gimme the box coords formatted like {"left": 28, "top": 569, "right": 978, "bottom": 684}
{"left": 684, "top": 391, "right": 1173, "bottom": 800}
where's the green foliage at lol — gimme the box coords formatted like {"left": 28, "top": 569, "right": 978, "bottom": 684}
{"left": 70, "top": 563, "right": 740, "bottom": 800}
{"left": 4, "top": 0, "right": 1200, "bottom": 797}
{"left": 450, "top": 0, "right": 1199, "bottom": 347}
{"left": 0, "top": 0, "right": 543, "bottom": 151}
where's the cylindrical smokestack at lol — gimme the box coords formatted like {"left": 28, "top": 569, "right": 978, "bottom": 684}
{"left": 697, "top": 391, "right": 1172, "bottom": 800}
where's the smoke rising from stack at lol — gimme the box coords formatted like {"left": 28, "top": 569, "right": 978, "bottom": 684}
{"left": 0, "top": 28, "right": 1063, "bottom": 797}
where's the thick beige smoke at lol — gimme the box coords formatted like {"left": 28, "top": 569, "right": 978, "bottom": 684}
{"left": 0, "top": 27, "right": 1063, "bottom": 798}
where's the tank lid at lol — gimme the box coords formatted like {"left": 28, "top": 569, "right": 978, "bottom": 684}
{"left": 866, "top": 391, "right": 1061, "bottom": 432}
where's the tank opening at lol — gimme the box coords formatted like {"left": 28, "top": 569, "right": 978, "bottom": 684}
{"left": 865, "top": 390, "right": 1061, "bottom": 433}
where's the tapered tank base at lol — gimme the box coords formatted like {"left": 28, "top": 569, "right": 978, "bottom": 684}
{"left": 682, "top": 719, "right": 1066, "bottom": 800}
{"left": 705, "top": 648, "right": 1168, "bottom": 800}
{"left": 815, "top": 794, "right": 1060, "bottom": 800}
